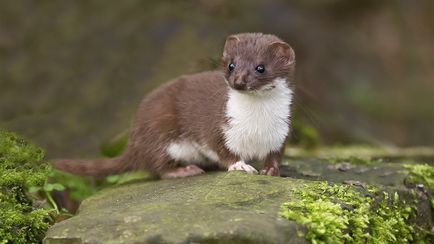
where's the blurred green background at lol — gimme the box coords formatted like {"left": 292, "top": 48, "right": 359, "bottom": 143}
{"left": 1, "top": 0, "right": 433, "bottom": 158}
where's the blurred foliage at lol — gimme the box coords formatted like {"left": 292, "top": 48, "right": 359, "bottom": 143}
{"left": 290, "top": 115, "right": 321, "bottom": 149}
{"left": 326, "top": 156, "right": 380, "bottom": 166}
{"left": 50, "top": 169, "right": 149, "bottom": 202}
{"left": 100, "top": 130, "right": 128, "bottom": 158}
{"left": 0, "top": 0, "right": 433, "bottom": 160}
{"left": 50, "top": 170, "right": 96, "bottom": 201}
{"left": 0, "top": 130, "right": 54, "bottom": 243}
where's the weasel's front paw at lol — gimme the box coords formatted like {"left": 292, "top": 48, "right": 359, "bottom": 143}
{"left": 260, "top": 166, "right": 280, "bottom": 176}
{"left": 228, "top": 161, "right": 258, "bottom": 174}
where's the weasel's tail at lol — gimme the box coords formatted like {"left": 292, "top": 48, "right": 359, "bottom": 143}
{"left": 52, "top": 156, "right": 130, "bottom": 177}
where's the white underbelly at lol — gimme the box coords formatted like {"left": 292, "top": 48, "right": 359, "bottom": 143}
{"left": 224, "top": 123, "right": 289, "bottom": 160}
{"left": 166, "top": 140, "right": 219, "bottom": 165}
{"left": 223, "top": 78, "right": 293, "bottom": 160}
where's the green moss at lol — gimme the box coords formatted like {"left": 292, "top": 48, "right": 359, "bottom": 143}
{"left": 326, "top": 155, "right": 378, "bottom": 165}
{"left": 280, "top": 182, "right": 417, "bottom": 243}
{"left": 404, "top": 163, "right": 434, "bottom": 210}
{"left": 404, "top": 163, "right": 434, "bottom": 191}
{"left": 0, "top": 130, "right": 53, "bottom": 243}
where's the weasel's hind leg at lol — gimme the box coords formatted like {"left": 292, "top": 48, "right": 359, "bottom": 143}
{"left": 160, "top": 165, "right": 204, "bottom": 179}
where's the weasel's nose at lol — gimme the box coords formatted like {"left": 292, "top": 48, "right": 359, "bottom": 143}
{"left": 233, "top": 80, "right": 247, "bottom": 90}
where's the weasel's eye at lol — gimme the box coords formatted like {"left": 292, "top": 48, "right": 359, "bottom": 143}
{"left": 228, "top": 63, "right": 235, "bottom": 72}
{"left": 255, "top": 65, "right": 265, "bottom": 73}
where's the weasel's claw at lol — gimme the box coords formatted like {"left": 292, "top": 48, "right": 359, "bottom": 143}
{"left": 260, "top": 166, "right": 280, "bottom": 176}
{"left": 228, "top": 161, "right": 258, "bottom": 174}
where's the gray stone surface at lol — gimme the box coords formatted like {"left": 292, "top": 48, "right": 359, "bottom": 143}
{"left": 44, "top": 172, "right": 307, "bottom": 244}
{"left": 44, "top": 151, "right": 434, "bottom": 243}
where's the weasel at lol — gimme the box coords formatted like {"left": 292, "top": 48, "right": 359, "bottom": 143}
{"left": 53, "top": 33, "right": 296, "bottom": 178}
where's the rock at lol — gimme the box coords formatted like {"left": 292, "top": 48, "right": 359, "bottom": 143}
{"left": 327, "top": 162, "right": 355, "bottom": 172}
{"left": 44, "top": 171, "right": 432, "bottom": 243}
{"left": 280, "top": 154, "right": 433, "bottom": 188}
{"left": 44, "top": 172, "right": 307, "bottom": 243}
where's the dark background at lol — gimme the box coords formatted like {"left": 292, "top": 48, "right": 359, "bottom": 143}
{"left": 1, "top": 0, "right": 433, "bottom": 158}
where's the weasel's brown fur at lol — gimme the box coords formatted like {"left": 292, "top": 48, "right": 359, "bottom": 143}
{"left": 53, "top": 33, "right": 295, "bottom": 178}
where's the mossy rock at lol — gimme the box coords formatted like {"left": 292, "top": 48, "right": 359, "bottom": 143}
{"left": 280, "top": 147, "right": 434, "bottom": 193}
{"left": 0, "top": 130, "right": 52, "bottom": 243}
{"left": 44, "top": 172, "right": 432, "bottom": 243}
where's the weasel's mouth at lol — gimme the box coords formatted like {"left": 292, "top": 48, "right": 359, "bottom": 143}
{"left": 229, "top": 85, "right": 254, "bottom": 92}
{"left": 224, "top": 78, "right": 275, "bottom": 93}
{"left": 228, "top": 84, "right": 276, "bottom": 94}
{"left": 260, "top": 85, "right": 276, "bottom": 91}
{"left": 236, "top": 85, "right": 278, "bottom": 96}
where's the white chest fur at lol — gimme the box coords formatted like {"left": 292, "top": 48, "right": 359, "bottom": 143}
{"left": 223, "top": 78, "right": 293, "bottom": 160}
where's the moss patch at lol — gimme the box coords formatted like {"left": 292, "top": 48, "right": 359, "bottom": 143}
{"left": 280, "top": 182, "right": 417, "bottom": 243}
{"left": 404, "top": 163, "right": 434, "bottom": 209}
{"left": 0, "top": 130, "right": 53, "bottom": 243}
{"left": 404, "top": 163, "right": 434, "bottom": 191}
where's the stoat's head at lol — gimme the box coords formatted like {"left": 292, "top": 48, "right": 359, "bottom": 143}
{"left": 222, "top": 33, "right": 295, "bottom": 93}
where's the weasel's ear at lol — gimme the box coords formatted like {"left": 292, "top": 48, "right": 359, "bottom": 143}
{"left": 223, "top": 35, "right": 240, "bottom": 57}
{"left": 268, "top": 41, "right": 295, "bottom": 65}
